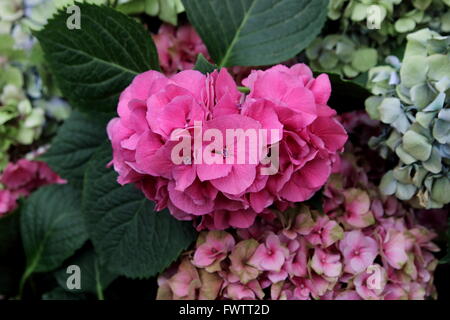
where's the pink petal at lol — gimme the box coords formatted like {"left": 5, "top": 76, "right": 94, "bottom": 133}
{"left": 308, "top": 73, "right": 331, "bottom": 104}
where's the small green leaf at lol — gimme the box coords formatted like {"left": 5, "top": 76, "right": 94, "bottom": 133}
{"left": 325, "top": 73, "right": 371, "bottom": 112}
{"left": 83, "top": 144, "right": 197, "bottom": 279}
{"left": 35, "top": 3, "right": 160, "bottom": 112}
{"left": 183, "top": 0, "right": 328, "bottom": 67}
{"left": 194, "top": 53, "right": 217, "bottom": 74}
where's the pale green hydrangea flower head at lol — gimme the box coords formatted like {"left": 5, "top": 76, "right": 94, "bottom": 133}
{"left": 329, "top": 0, "right": 450, "bottom": 34}
{"left": 0, "top": 34, "right": 46, "bottom": 170}
{"left": 117, "top": 0, "right": 184, "bottom": 25}
{"left": 308, "top": 0, "right": 450, "bottom": 78}
{"left": 366, "top": 28, "right": 450, "bottom": 209}
{"left": 0, "top": 1, "right": 74, "bottom": 170}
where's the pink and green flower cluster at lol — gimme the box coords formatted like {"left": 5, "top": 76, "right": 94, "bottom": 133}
{"left": 156, "top": 148, "right": 439, "bottom": 300}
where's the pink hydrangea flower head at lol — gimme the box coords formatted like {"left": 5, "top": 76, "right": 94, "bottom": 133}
{"left": 0, "top": 158, "right": 66, "bottom": 217}
{"left": 0, "top": 159, "right": 66, "bottom": 196}
{"left": 158, "top": 204, "right": 438, "bottom": 300}
{"left": 108, "top": 64, "right": 347, "bottom": 230}
{"left": 156, "top": 112, "right": 440, "bottom": 300}
{"left": 152, "top": 24, "right": 209, "bottom": 75}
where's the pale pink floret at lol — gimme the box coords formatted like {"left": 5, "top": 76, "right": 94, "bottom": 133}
{"left": 193, "top": 231, "right": 235, "bottom": 270}
{"left": 381, "top": 230, "right": 408, "bottom": 269}
{"left": 167, "top": 258, "right": 201, "bottom": 299}
{"left": 343, "top": 188, "right": 375, "bottom": 228}
{"left": 340, "top": 230, "right": 378, "bottom": 274}
{"left": 311, "top": 248, "right": 342, "bottom": 277}
{"left": 305, "top": 215, "right": 343, "bottom": 248}
{"left": 248, "top": 234, "right": 289, "bottom": 272}
{"left": 285, "top": 238, "right": 308, "bottom": 277}
{"left": 223, "top": 280, "right": 264, "bottom": 300}
{"left": 334, "top": 290, "right": 362, "bottom": 300}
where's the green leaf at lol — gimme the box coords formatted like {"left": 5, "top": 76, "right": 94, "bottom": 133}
{"left": 83, "top": 144, "right": 197, "bottom": 279}
{"left": 325, "top": 73, "right": 371, "bottom": 112}
{"left": 35, "top": 3, "right": 160, "bottom": 113}
{"left": 183, "top": 0, "right": 328, "bottom": 67}
{"left": 40, "top": 111, "right": 110, "bottom": 188}
{"left": 194, "top": 53, "right": 217, "bottom": 74}
{"left": 20, "top": 185, "right": 88, "bottom": 285}
{"left": 55, "top": 247, "right": 117, "bottom": 297}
